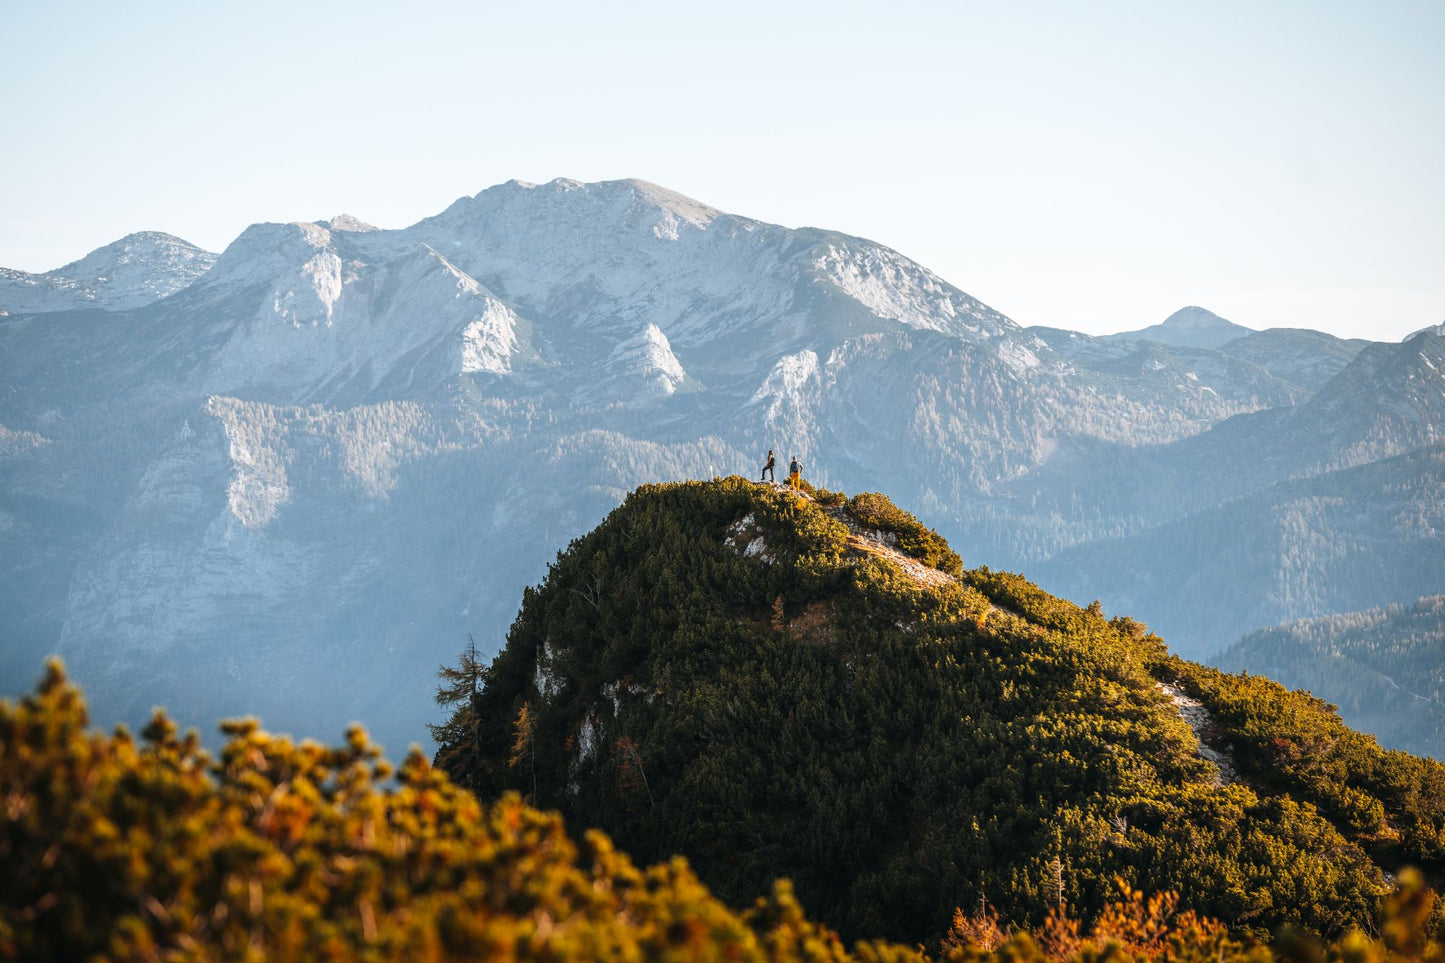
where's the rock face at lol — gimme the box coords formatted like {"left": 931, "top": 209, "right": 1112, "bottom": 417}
{"left": 0, "top": 177, "right": 1441, "bottom": 756}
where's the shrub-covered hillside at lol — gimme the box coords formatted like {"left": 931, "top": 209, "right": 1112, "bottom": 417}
{"left": 1219, "top": 596, "right": 1445, "bottom": 759}
{"left": 5, "top": 662, "right": 1443, "bottom": 962}
{"left": 435, "top": 477, "right": 1445, "bottom": 945}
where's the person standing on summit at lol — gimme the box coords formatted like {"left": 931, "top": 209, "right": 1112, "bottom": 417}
{"left": 761, "top": 450, "right": 776, "bottom": 483}
{"left": 788, "top": 455, "right": 802, "bottom": 490}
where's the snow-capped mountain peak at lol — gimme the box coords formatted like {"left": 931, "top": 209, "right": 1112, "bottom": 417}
{"left": 0, "top": 231, "right": 216, "bottom": 314}
{"left": 401, "top": 176, "right": 1017, "bottom": 381}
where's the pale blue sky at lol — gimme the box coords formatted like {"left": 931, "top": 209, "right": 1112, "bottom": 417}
{"left": 2, "top": 1, "right": 1441, "bottom": 340}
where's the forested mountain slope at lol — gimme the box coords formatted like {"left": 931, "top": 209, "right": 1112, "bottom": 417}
{"left": 1033, "top": 443, "right": 1445, "bottom": 657}
{"left": 435, "top": 478, "right": 1445, "bottom": 946}
{"left": 1219, "top": 596, "right": 1445, "bottom": 759}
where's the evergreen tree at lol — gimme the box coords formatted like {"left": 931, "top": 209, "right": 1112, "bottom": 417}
{"left": 427, "top": 635, "right": 489, "bottom": 790}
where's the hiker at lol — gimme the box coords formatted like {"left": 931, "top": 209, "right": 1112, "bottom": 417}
{"left": 761, "top": 449, "right": 775, "bottom": 483}
{"left": 788, "top": 455, "right": 802, "bottom": 490}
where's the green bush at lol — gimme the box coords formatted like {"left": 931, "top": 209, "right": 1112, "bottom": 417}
{"left": 1152, "top": 655, "right": 1445, "bottom": 871}
{"left": 844, "top": 492, "right": 963, "bottom": 576}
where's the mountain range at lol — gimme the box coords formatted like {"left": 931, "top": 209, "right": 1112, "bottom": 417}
{"left": 1, "top": 177, "right": 1440, "bottom": 757}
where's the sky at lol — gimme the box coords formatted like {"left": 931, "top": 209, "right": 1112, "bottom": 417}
{"left": 1, "top": 0, "right": 1441, "bottom": 341}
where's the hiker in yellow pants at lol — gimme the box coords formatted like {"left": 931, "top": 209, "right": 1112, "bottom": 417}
{"left": 788, "top": 455, "right": 802, "bottom": 490}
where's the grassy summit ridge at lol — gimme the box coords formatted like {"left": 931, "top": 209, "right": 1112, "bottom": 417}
{"left": 436, "top": 477, "right": 1445, "bottom": 944}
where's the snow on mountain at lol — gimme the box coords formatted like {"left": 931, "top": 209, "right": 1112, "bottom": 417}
{"left": 586, "top": 323, "right": 694, "bottom": 403}
{"left": 994, "top": 336, "right": 1043, "bottom": 375}
{"left": 192, "top": 223, "right": 528, "bottom": 400}
{"left": 751, "top": 350, "right": 821, "bottom": 423}
{"left": 48, "top": 177, "right": 1015, "bottom": 404}
{"left": 459, "top": 296, "right": 523, "bottom": 376}
{"left": 194, "top": 220, "right": 344, "bottom": 303}
{"left": 320, "top": 214, "right": 380, "bottom": 233}
{"left": 1301, "top": 328, "right": 1445, "bottom": 465}
{"left": 408, "top": 178, "right": 1015, "bottom": 371}
{"left": 808, "top": 238, "right": 1006, "bottom": 337}
{"left": 0, "top": 231, "right": 216, "bottom": 314}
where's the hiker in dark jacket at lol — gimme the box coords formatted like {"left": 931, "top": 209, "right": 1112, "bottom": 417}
{"left": 761, "top": 450, "right": 776, "bottom": 483}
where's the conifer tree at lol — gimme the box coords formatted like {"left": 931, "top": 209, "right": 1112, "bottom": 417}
{"left": 428, "top": 635, "right": 489, "bottom": 788}
{"left": 511, "top": 700, "right": 537, "bottom": 800}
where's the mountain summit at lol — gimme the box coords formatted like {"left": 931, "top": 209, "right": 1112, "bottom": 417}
{"left": 0, "top": 231, "right": 215, "bottom": 314}
{"left": 1105, "top": 306, "right": 1254, "bottom": 349}
{"left": 434, "top": 477, "right": 1445, "bottom": 945}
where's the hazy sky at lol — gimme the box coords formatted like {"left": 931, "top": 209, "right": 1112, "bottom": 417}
{"left": 2, "top": 1, "right": 1441, "bottom": 340}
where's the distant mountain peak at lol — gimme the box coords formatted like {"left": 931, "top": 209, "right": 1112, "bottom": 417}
{"left": 407, "top": 176, "right": 1014, "bottom": 358}
{"left": 1161, "top": 305, "right": 1239, "bottom": 329}
{"left": 197, "top": 221, "right": 339, "bottom": 293}
{"left": 483, "top": 176, "right": 721, "bottom": 234}
{"left": 320, "top": 214, "right": 379, "bottom": 233}
{"left": 0, "top": 231, "right": 216, "bottom": 314}
{"left": 1104, "top": 305, "right": 1254, "bottom": 349}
